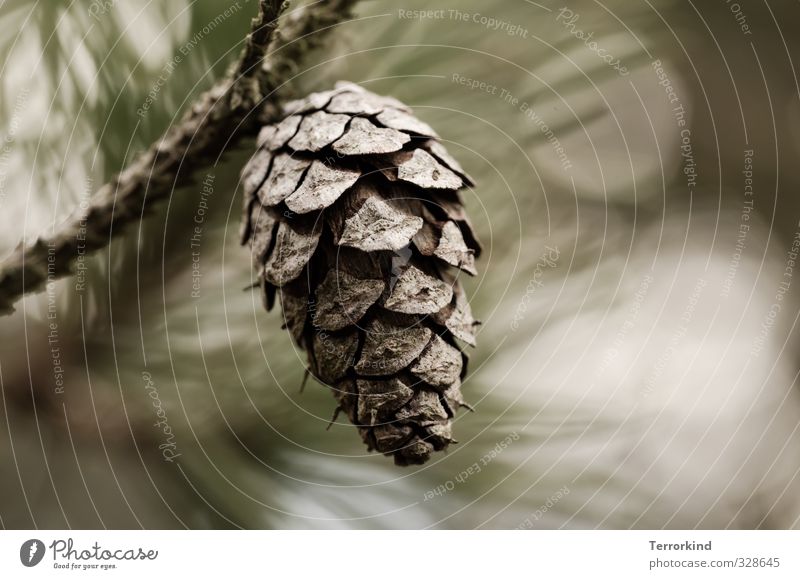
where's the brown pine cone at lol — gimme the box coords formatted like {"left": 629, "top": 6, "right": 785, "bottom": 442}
{"left": 240, "top": 82, "right": 481, "bottom": 465}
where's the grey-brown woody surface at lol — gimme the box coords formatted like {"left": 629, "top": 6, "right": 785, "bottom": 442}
{"left": 241, "top": 82, "right": 481, "bottom": 465}
{"left": 0, "top": 0, "right": 359, "bottom": 315}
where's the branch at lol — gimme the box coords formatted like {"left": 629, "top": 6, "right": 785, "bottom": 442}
{"left": 236, "top": 0, "right": 285, "bottom": 84}
{"left": 0, "top": 0, "right": 359, "bottom": 315}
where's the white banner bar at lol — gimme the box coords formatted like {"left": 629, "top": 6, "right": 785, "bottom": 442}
{"left": 1, "top": 531, "right": 797, "bottom": 577}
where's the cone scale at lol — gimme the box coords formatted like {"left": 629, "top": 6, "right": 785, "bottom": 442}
{"left": 241, "top": 82, "right": 481, "bottom": 465}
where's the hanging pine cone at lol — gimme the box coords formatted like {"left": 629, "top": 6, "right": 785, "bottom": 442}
{"left": 240, "top": 82, "right": 481, "bottom": 465}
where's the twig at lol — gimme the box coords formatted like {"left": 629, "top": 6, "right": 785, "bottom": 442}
{"left": 0, "top": 0, "right": 358, "bottom": 315}
{"left": 236, "top": 1, "right": 285, "bottom": 83}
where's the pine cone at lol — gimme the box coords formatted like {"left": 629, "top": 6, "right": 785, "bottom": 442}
{"left": 240, "top": 82, "right": 481, "bottom": 465}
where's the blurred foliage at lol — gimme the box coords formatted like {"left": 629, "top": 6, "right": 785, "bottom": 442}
{"left": 2, "top": 0, "right": 800, "bottom": 529}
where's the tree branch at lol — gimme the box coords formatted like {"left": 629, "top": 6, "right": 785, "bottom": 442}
{"left": 0, "top": 0, "right": 358, "bottom": 315}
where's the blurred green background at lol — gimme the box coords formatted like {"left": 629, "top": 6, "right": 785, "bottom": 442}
{"left": 2, "top": 0, "right": 800, "bottom": 529}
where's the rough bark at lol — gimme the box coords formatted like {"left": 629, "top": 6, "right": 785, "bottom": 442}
{"left": 0, "top": 0, "right": 359, "bottom": 315}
